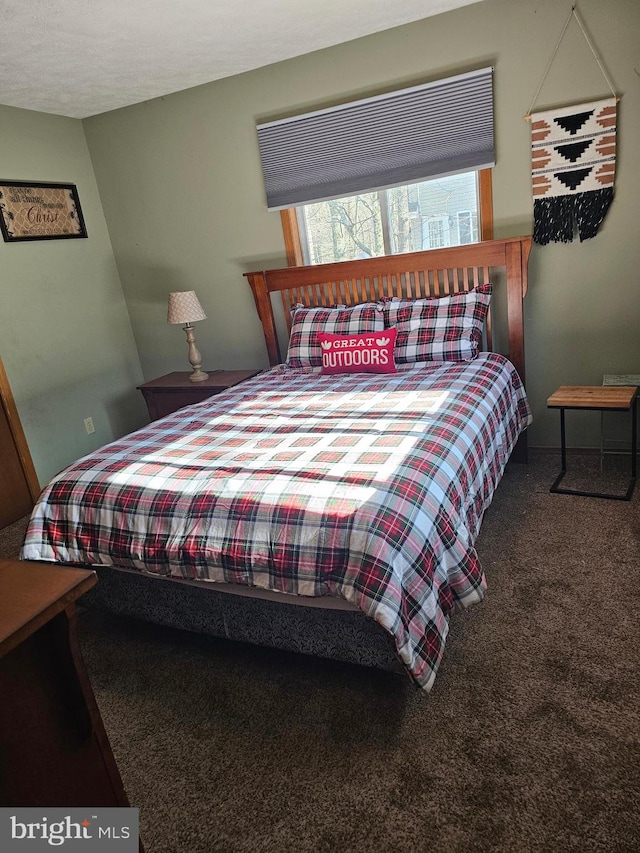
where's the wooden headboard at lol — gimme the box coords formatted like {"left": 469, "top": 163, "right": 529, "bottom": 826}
{"left": 245, "top": 236, "right": 532, "bottom": 385}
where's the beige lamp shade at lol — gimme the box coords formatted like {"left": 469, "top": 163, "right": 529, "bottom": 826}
{"left": 167, "top": 290, "right": 209, "bottom": 382}
{"left": 167, "top": 290, "right": 207, "bottom": 325}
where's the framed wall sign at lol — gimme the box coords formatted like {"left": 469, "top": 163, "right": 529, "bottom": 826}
{"left": 0, "top": 180, "right": 87, "bottom": 242}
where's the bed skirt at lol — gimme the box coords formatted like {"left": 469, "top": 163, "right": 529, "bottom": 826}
{"left": 84, "top": 568, "right": 405, "bottom": 676}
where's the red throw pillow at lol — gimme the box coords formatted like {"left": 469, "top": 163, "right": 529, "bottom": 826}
{"left": 317, "top": 328, "right": 397, "bottom": 375}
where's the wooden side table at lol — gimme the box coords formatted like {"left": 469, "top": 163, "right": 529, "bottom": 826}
{"left": 0, "top": 560, "right": 136, "bottom": 814}
{"left": 137, "top": 369, "right": 261, "bottom": 420}
{"left": 547, "top": 385, "right": 637, "bottom": 500}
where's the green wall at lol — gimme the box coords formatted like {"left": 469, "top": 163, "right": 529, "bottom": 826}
{"left": 83, "top": 0, "right": 640, "bottom": 449}
{"left": 0, "top": 105, "right": 146, "bottom": 485}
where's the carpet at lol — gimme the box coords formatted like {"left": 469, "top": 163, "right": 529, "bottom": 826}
{"left": 2, "top": 452, "right": 638, "bottom": 852}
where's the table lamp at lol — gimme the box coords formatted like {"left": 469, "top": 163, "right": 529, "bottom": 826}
{"left": 167, "top": 290, "right": 209, "bottom": 382}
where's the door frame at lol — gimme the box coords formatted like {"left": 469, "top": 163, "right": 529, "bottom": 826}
{"left": 0, "top": 359, "right": 40, "bottom": 506}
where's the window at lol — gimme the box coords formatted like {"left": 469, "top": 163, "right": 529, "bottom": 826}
{"left": 261, "top": 66, "right": 496, "bottom": 266}
{"left": 288, "top": 170, "right": 491, "bottom": 266}
{"left": 457, "top": 210, "right": 478, "bottom": 245}
{"left": 258, "top": 68, "right": 494, "bottom": 211}
{"left": 426, "top": 216, "right": 449, "bottom": 250}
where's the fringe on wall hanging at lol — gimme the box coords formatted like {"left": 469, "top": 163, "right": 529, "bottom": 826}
{"left": 525, "top": 6, "right": 619, "bottom": 246}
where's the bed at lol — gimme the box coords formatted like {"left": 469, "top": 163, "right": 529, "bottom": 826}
{"left": 21, "top": 236, "right": 532, "bottom": 692}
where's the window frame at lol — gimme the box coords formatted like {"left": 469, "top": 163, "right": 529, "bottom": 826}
{"left": 279, "top": 169, "right": 494, "bottom": 268}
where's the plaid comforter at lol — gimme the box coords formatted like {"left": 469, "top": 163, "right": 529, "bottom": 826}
{"left": 22, "top": 353, "right": 531, "bottom": 691}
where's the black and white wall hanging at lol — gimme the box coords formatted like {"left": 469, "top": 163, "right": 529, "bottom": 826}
{"left": 525, "top": 6, "right": 619, "bottom": 245}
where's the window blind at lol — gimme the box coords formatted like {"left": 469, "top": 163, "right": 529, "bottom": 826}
{"left": 257, "top": 67, "right": 494, "bottom": 210}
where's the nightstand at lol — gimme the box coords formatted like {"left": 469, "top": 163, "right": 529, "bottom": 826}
{"left": 547, "top": 385, "right": 637, "bottom": 500}
{"left": 137, "top": 369, "right": 261, "bottom": 420}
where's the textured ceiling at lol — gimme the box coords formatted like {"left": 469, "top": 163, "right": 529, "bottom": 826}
{"left": 0, "top": 0, "right": 484, "bottom": 119}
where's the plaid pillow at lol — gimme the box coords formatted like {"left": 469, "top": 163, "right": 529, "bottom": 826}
{"left": 382, "top": 284, "right": 492, "bottom": 363}
{"left": 286, "top": 303, "right": 384, "bottom": 368}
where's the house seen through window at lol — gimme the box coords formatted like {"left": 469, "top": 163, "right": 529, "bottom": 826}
{"left": 296, "top": 171, "right": 481, "bottom": 266}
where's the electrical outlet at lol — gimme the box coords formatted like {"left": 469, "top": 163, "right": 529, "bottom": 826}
{"left": 84, "top": 417, "right": 95, "bottom": 435}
